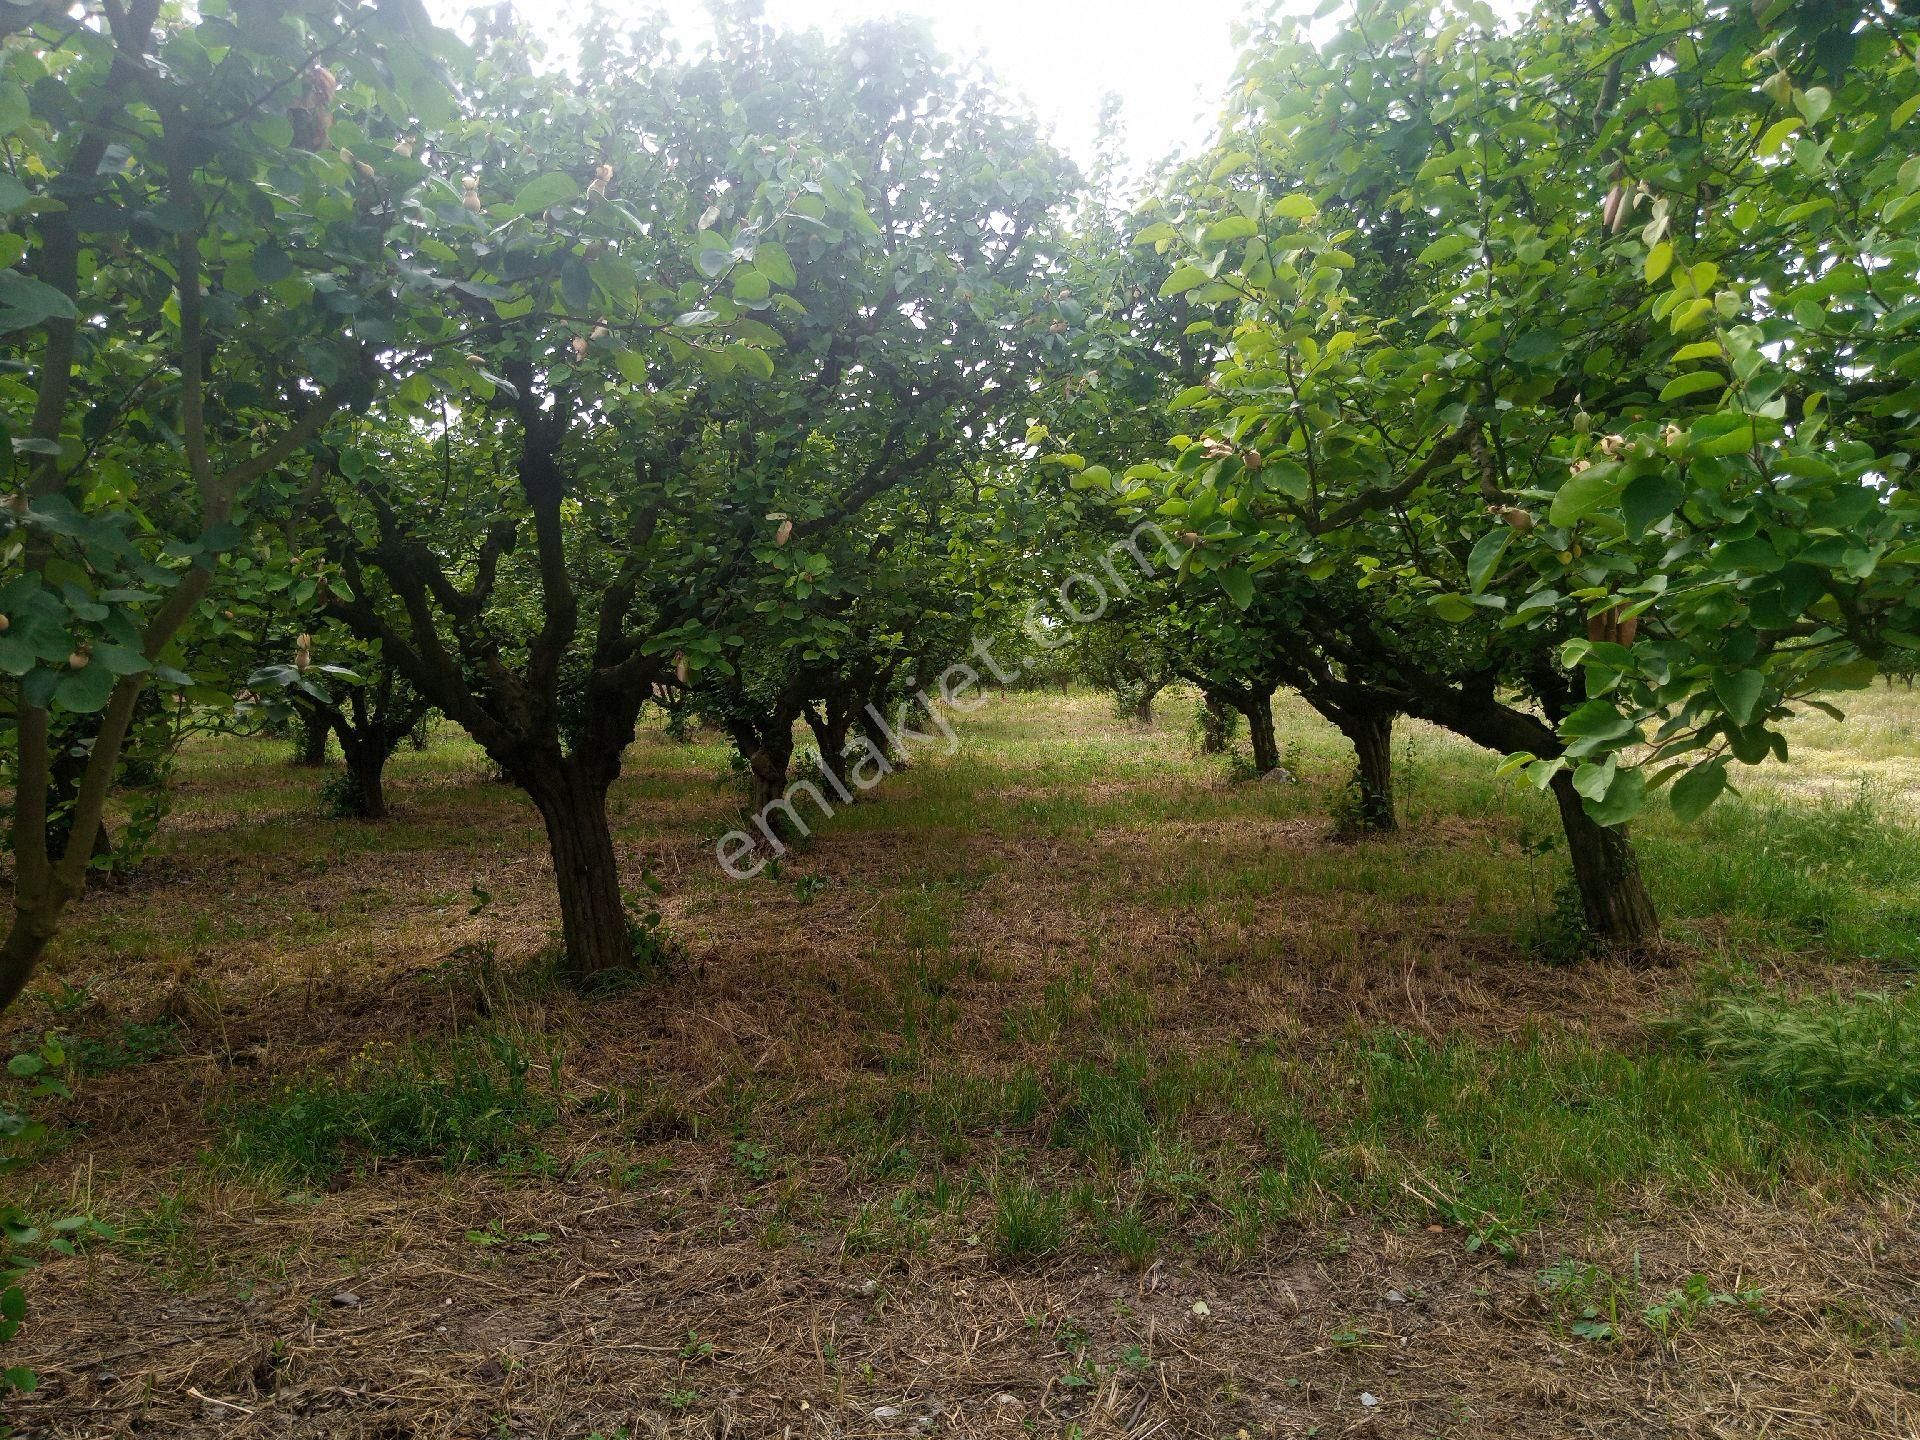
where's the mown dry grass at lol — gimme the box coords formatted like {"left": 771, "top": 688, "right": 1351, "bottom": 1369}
{"left": 3, "top": 685, "right": 1919, "bottom": 1438}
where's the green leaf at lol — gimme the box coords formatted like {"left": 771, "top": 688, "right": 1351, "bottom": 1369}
{"left": 1466, "top": 528, "right": 1511, "bottom": 593}
{"left": 1644, "top": 241, "right": 1673, "bottom": 282}
{"left": 89, "top": 643, "right": 149, "bottom": 676}
{"left": 754, "top": 243, "right": 796, "bottom": 288}
{"left": 1561, "top": 698, "right": 1636, "bottom": 744}
{"left": 1258, "top": 458, "right": 1309, "bottom": 501}
{"left": 1418, "top": 233, "right": 1472, "bottom": 266}
{"left": 1217, "top": 567, "right": 1253, "bottom": 610}
{"left": 1794, "top": 85, "right": 1832, "bottom": 125}
{"left": 52, "top": 663, "right": 115, "bottom": 714}
{"left": 1658, "top": 370, "right": 1724, "bottom": 403}
{"left": 1159, "top": 264, "right": 1209, "bottom": 298}
{"left": 1621, "top": 473, "right": 1685, "bottom": 535}
{"left": 728, "top": 345, "right": 775, "bottom": 380}
{"left": 0, "top": 272, "right": 76, "bottom": 334}
{"left": 1669, "top": 761, "right": 1728, "bottom": 822}
{"left": 1583, "top": 765, "right": 1646, "bottom": 826}
{"left": 1757, "top": 117, "right": 1801, "bottom": 156}
{"left": 1547, "top": 462, "right": 1622, "bottom": 527}
{"left": 0, "top": 82, "right": 28, "bottom": 138}
{"left": 1712, "top": 668, "right": 1765, "bottom": 727}
{"left": 510, "top": 172, "right": 580, "bottom": 216}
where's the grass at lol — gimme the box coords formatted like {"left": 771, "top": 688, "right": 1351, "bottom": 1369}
{"left": 6, "top": 684, "right": 1920, "bottom": 1437}
{"left": 1678, "top": 987, "right": 1920, "bottom": 1115}
{"left": 218, "top": 1029, "right": 564, "bottom": 1182}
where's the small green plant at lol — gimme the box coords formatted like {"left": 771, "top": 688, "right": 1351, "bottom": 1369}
{"left": 793, "top": 872, "right": 829, "bottom": 904}
{"left": 730, "top": 1140, "right": 772, "bottom": 1181}
{"left": 991, "top": 1176, "right": 1067, "bottom": 1263}
{"left": 1099, "top": 1204, "right": 1159, "bottom": 1270}
{"left": 320, "top": 766, "right": 374, "bottom": 819}
{"left": 463, "top": 1220, "right": 552, "bottom": 1248}
{"left": 1528, "top": 875, "right": 1596, "bottom": 964}
{"left": 678, "top": 1330, "right": 716, "bottom": 1360}
{"left": 1537, "top": 1258, "right": 1623, "bottom": 1342}
{"left": 1640, "top": 1274, "right": 1764, "bottom": 1338}
{"left": 69, "top": 1018, "right": 179, "bottom": 1075}
{"left": 619, "top": 882, "right": 684, "bottom": 977}
{"left": 660, "top": 1386, "right": 699, "bottom": 1413}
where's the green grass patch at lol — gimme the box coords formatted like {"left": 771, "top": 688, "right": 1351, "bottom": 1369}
{"left": 1677, "top": 987, "right": 1920, "bottom": 1116}
{"left": 217, "top": 1030, "right": 563, "bottom": 1182}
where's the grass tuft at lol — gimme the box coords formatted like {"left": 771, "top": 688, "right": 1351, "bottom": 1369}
{"left": 1678, "top": 988, "right": 1920, "bottom": 1117}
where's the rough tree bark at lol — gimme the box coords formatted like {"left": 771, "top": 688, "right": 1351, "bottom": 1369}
{"left": 334, "top": 731, "right": 392, "bottom": 820}
{"left": 1336, "top": 705, "right": 1397, "bottom": 834}
{"left": 292, "top": 706, "right": 330, "bottom": 766}
{"left": 1199, "top": 694, "right": 1235, "bottom": 753}
{"left": 1548, "top": 770, "right": 1660, "bottom": 948}
{"left": 1394, "top": 681, "right": 1658, "bottom": 948}
{"left": 522, "top": 757, "right": 631, "bottom": 976}
{"left": 1242, "top": 691, "right": 1280, "bottom": 774}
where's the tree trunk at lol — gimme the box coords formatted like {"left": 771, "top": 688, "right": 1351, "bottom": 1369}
{"left": 293, "top": 707, "right": 330, "bottom": 766}
{"left": 338, "top": 736, "right": 392, "bottom": 820}
{"left": 1343, "top": 707, "right": 1397, "bottom": 833}
{"left": 0, "top": 902, "right": 59, "bottom": 1016}
{"left": 1549, "top": 770, "right": 1659, "bottom": 949}
{"left": 805, "top": 697, "right": 853, "bottom": 770}
{"left": 524, "top": 760, "right": 630, "bottom": 980}
{"left": 858, "top": 689, "right": 908, "bottom": 768}
{"left": 748, "top": 736, "right": 794, "bottom": 820}
{"left": 1200, "top": 694, "right": 1234, "bottom": 753}
{"left": 1243, "top": 693, "right": 1280, "bottom": 774}
{"left": 1129, "top": 690, "right": 1155, "bottom": 725}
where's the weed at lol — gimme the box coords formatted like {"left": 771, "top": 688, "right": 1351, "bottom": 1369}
{"left": 1527, "top": 875, "right": 1596, "bottom": 964}
{"left": 319, "top": 767, "right": 374, "bottom": 820}
{"left": 68, "top": 1018, "right": 179, "bottom": 1075}
{"left": 731, "top": 1140, "right": 773, "bottom": 1181}
{"left": 1099, "top": 1204, "right": 1159, "bottom": 1270}
{"left": 464, "top": 1221, "right": 552, "bottom": 1248}
{"left": 1640, "top": 1274, "right": 1765, "bottom": 1338}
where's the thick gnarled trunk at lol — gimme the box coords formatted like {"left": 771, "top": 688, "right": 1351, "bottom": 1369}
{"left": 293, "top": 706, "right": 330, "bottom": 766}
{"left": 1549, "top": 770, "right": 1658, "bottom": 950}
{"left": 336, "top": 733, "right": 394, "bottom": 820}
{"left": 522, "top": 758, "right": 630, "bottom": 980}
{"left": 1341, "top": 706, "right": 1397, "bottom": 833}
{"left": 1241, "top": 692, "right": 1279, "bottom": 774}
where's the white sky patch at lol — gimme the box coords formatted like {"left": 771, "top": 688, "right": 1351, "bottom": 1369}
{"left": 429, "top": 0, "right": 1254, "bottom": 188}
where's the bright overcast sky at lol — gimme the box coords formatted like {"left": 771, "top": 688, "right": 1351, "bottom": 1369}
{"left": 728, "top": 0, "right": 1250, "bottom": 179}
{"left": 432, "top": 1, "right": 1255, "bottom": 187}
